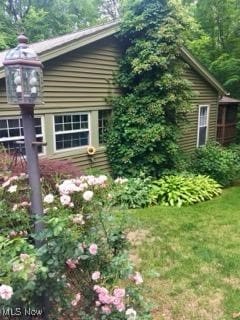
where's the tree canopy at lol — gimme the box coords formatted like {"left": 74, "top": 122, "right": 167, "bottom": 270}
{"left": 0, "top": 0, "right": 111, "bottom": 49}
{"left": 0, "top": 0, "right": 239, "bottom": 98}
{"left": 183, "top": 0, "right": 240, "bottom": 97}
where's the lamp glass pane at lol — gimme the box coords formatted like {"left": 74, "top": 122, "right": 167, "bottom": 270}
{"left": 4, "top": 65, "right": 43, "bottom": 105}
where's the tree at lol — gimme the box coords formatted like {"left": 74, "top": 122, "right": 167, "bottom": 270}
{"left": 182, "top": 0, "right": 240, "bottom": 97}
{"left": 0, "top": 0, "right": 103, "bottom": 49}
{"left": 106, "top": 0, "right": 192, "bottom": 177}
{"left": 100, "top": 0, "right": 120, "bottom": 19}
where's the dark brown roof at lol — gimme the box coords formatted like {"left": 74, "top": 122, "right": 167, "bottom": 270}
{"left": 219, "top": 96, "right": 240, "bottom": 104}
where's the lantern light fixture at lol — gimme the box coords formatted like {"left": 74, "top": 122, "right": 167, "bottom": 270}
{"left": 3, "top": 34, "right": 43, "bottom": 105}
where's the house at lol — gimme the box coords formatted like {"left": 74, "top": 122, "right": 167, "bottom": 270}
{"left": 0, "top": 21, "right": 227, "bottom": 172}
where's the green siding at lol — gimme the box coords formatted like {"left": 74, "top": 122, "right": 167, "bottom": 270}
{"left": 179, "top": 64, "right": 219, "bottom": 153}
{"left": 0, "top": 36, "right": 220, "bottom": 171}
{"left": 0, "top": 36, "right": 121, "bottom": 172}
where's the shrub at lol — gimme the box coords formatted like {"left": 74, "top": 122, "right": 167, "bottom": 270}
{"left": 111, "top": 176, "right": 152, "bottom": 209}
{"left": 191, "top": 143, "right": 240, "bottom": 186}
{"left": 149, "top": 174, "right": 222, "bottom": 207}
{"left": 0, "top": 174, "right": 150, "bottom": 319}
{"left": 0, "top": 149, "right": 82, "bottom": 191}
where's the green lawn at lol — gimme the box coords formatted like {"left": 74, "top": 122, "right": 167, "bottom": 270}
{"left": 128, "top": 187, "right": 240, "bottom": 320}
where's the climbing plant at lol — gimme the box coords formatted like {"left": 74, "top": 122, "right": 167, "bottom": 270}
{"left": 106, "top": 0, "right": 193, "bottom": 177}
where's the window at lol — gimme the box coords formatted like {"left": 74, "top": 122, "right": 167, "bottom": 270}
{"left": 0, "top": 116, "right": 44, "bottom": 154}
{"left": 197, "top": 105, "right": 209, "bottom": 147}
{"left": 98, "top": 110, "right": 111, "bottom": 144}
{"left": 54, "top": 113, "right": 89, "bottom": 151}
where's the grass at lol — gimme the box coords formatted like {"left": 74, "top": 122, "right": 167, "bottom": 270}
{"left": 127, "top": 187, "right": 240, "bottom": 320}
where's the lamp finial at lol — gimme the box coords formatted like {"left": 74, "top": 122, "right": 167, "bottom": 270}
{"left": 18, "top": 34, "right": 28, "bottom": 44}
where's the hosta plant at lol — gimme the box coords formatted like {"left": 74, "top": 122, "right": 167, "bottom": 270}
{"left": 149, "top": 174, "right": 222, "bottom": 207}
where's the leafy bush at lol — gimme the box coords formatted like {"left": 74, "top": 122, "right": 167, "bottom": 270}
{"left": 106, "top": 0, "right": 193, "bottom": 178}
{"left": 149, "top": 174, "right": 222, "bottom": 207}
{"left": 0, "top": 149, "right": 82, "bottom": 187}
{"left": 0, "top": 174, "right": 150, "bottom": 319}
{"left": 191, "top": 143, "right": 240, "bottom": 186}
{"left": 111, "top": 176, "right": 152, "bottom": 209}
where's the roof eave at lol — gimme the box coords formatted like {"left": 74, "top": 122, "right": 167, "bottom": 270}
{"left": 0, "top": 23, "right": 120, "bottom": 80}
{"left": 0, "top": 22, "right": 226, "bottom": 97}
{"left": 180, "top": 47, "right": 226, "bottom": 95}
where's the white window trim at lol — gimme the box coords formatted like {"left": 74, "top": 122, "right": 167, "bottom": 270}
{"left": 53, "top": 112, "right": 91, "bottom": 153}
{"left": 197, "top": 105, "right": 209, "bottom": 147}
{"left": 0, "top": 115, "right": 46, "bottom": 155}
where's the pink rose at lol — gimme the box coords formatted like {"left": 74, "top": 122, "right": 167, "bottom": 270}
{"left": 66, "top": 259, "right": 77, "bottom": 269}
{"left": 72, "top": 214, "right": 85, "bottom": 225}
{"left": 99, "top": 293, "right": 113, "bottom": 304}
{"left": 2, "top": 180, "right": 11, "bottom": 188}
{"left": 20, "top": 253, "right": 30, "bottom": 262}
{"left": 92, "top": 271, "right": 101, "bottom": 281}
{"left": 112, "top": 297, "right": 122, "bottom": 306}
{"left": 43, "top": 193, "right": 54, "bottom": 204}
{"left": 115, "top": 302, "right": 125, "bottom": 312}
{"left": 113, "top": 288, "right": 125, "bottom": 298}
{"left": 12, "top": 204, "right": 18, "bottom": 211}
{"left": 93, "top": 285, "right": 101, "bottom": 293}
{"left": 8, "top": 185, "right": 17, "bottom": 193}
{"left": 101, "top": 305, "right": 112, "bottom": 314}
{"left": 71, "top": 292, "right": 81, "bottom": 306}
{"left": 12, "top": 262, "right": 24, "bottom": 272}
{"left": 89, "top": 244, "right": 98, "bottom": 255}
{"left": 83, "top": 190, "right": 94, "bottom": 201}
{"left": 0, "top": 285, "right": 13, "bottom": 300}
{"left": 132, "top": 271, "right": 143, "bottom": 284}
{"left": 71, "top": 299, "right": 77, "bottom": 306}
{"left": 60, "top": 195, "right": 71, "bottom": 206}
{"left": 126, "top": 308, "right": 137, "bottom": 319}
{"left": 20, "top": 201, "right": 30, "bottom": 207}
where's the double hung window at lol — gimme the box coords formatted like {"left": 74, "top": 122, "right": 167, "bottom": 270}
{"left": 54, "top": 113, "right": 89, "bottom": 151}
{"left": 197, "top": 105, "right": 209, "bottom": 147}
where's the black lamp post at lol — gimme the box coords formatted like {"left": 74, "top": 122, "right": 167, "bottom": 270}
{"left": 3, "top": 34, "right": 49, "bottom": 318}
{"left": 3, "top": 34, "right": 44, "bottom": 243}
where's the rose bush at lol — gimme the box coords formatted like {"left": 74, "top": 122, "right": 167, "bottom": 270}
{"left": 0, "top": 172, "right": 151, "bottom": 319}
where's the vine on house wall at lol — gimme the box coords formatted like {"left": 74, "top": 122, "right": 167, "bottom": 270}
{"left": 107, "top": 0, "right": 193, "bottom": 177}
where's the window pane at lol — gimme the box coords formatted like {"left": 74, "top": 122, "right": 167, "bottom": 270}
{"left": 8, "top": 119, "right": 19, "bottom": 128}
{"left": 81, "top": 122, "right": 88, "bottom": 129}
{"left": 0, "top": 117, "right": 43, "bottom": 154}
{"left": 0, "top": 129, "right": 8, "bottom": 138}
{"left": 73, "top": 115, "right": 80, "bottom": 122}
{"left": 199, "top": 127, "right": 207, "bottom": 146}
{"left": 64, "top": 115, "right": 71, "bottom": 123}
{"left": 34, "top": 118, "right": 41, "bottom": 126}
{"left": 55, "top": 124, "right": 63, "bottom": 132}
{"left": 55, "top": 131, "right": 89, "bottom": 150}
{"left": 55, "top": 116, "right": 62, "bottom": 124}
{"left": 199, "top": 106, "right": 208, "bottom": 127}
{"left": 9, "top": 128, "right": 20, "bottom": 137}
{"left": 73, "top": 122, "right": 80, "bottom": 130}
{"left": 0, "top": 119, "right": 7, "bottom": 129}
{"left": 64, "top": 123, "right": 72, "bottom": 131}
{"left": 54, "top": 113, "right": 89, "bottom": 150}
{"left": 81, "top": 114, "right": 88, "bottom": 122}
